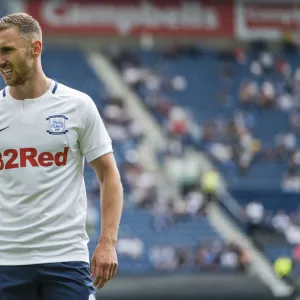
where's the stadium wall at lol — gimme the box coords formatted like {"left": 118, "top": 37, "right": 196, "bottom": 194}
{"left": 96, "top": 274, "right": 292, "bottom": 300}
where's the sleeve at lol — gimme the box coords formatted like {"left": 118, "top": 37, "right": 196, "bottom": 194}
{"left": 79, "top": 95, "right": 113, "bottom": 162}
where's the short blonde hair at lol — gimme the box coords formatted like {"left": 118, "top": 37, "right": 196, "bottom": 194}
{"left": 0, "top": 12, "right": 42, "bottom": 41}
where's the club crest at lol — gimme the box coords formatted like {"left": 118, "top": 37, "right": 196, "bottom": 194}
{"left": 46, "top": 115, "right": 68, "bottom": 135}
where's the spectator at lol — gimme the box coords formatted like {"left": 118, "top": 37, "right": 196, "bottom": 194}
{"left": 293, "top": 68, "right": 300, "bottom": 107}
{"left": 245, "top": 200, "right": 264, "bottom": 235}
{"left": 167, "top": 105, "right": 189, "bottom": 137}
{"left": 122, "top": 65, "right": 143, "bottom": 88}
{"left": 239, "top": 80, "right": 259, "bottom": 108}
{"left": 175, "top": 247, "right": 190, "bottom": 267}
{"left": 149, "top": 246, "right": 177, "bottom": 271}
{"left": 201, "top": 170, "right": 221, "bottom": 209}
{"left": 282, "top": 167, "right": 300, "bottom": 193}
{"left": 260, "top": 80, "right": 276, "bottom": 108}
{"left": 218, "top": 243, "right": 239, "bottom": 270}
{"left": 282, "top": 30, "right": 299, "bottom": 52}
{"left": 259, "top": 50, "right": 274, "bottom": 73}
{"left": 277, "top": 93, "right": 293, "bottom": 112}
{"left": 236, "top": 127, "right": 255, "bottom": 173}
{"left": 128, "top": 119, "right": 144, "bottom": 142}
{"left": 164, "top": 132, "right": 185, "bottom": 158}
{"left": 290, "top": 112, "right": 300, "bottom": 131}
{"left": 234, "top": 47, "right": 247, "bottom": 65}
{"left": 276, "top": 133, "right": 296, "bottom": 154}
{"left": 293, "top": 245, "right": 300, "bottom": 262}
{"left": 170, "top": 75, "right": 187, "bottom": 91}
{"left": 250, "top": 60, "right": 263, "bottom": 76}
{"left": 185, "top": 189, "right": 204, "bottom": 217}
{"left": 285, "top": 221, "right": 300, "bottom": 245}
{"left": 208, "top": 143, "right": 233, "bottom": 165}
{"left": 275, "top": 57, "right": 291, "bottom": 78}
{"left": 274, "top": 256, "right": 293, "bottom": 278}
{"left": 116, "top": 236, "right": 145, "bottom": 260}
{"left": 171, "top": 198, "right": 188, "bottom": 222}
{"left": 195, "top": 244, "right": 218, "bottom": 269}
{"left": 291, "top": 150, "right": 300, "bottom": 166}
{"left": 152, "top": 200, "right": 173, "bottom": 232}
{"left": 216, "top": 242, "right": 249, "bottom": 272}
{"left": 144, "top": 70, "right": 163, "bottom": 92}
{"left": 272, "top": 210, "right": 290, "bottom": 233}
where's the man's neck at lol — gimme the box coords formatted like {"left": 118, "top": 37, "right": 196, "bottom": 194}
{"left": 9, "top": 73, "right": 51, "bottom": 100}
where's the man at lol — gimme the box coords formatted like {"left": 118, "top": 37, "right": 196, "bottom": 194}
{"left": 0, "top": 12, "right": 123, "bottom": 300}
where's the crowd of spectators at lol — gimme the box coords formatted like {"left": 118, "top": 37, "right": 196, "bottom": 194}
{"left": 243, "top": 199, "right": 300, "bottom": 283}
{"left": 109, "top": 46, "right": 258, "bottom": 174}
{"left": 194, "top": 240, "right": 249, "bottom": 273}
{"left": 107, "top": 43, "right": 300, "bottom": 191}
{"left": 114, "top": 236, "right": 250, "bottom": 273}
{"left": 235, "top": 46, "right": 300, "bottom": 189}
{"left": 108, "top": 46, "right": 201, "bottom": 161}
{"left": 208, "top": 44, "right": 300, "bottom": 185}
{"left": 244, "top": 200, "right": 300, "bottom": 245}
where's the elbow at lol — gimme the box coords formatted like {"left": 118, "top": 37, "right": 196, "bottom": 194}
{"left": 101, "top": 166, "right": 123, "bottom": 190}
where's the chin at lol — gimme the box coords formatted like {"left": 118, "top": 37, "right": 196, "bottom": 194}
{"left": 6, "top": 78, "right": 25, "bottom": 86}
{"left": 5, "top": 81, "right": 15, "bottom": 86}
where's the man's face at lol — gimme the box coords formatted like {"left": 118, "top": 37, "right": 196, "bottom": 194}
{"left": 0, "top": 27, "right": 34, "bottom": 86}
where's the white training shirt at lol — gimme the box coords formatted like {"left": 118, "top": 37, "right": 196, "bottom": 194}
{"left": 0, "top": 80, "right": 112, "bottom": 265}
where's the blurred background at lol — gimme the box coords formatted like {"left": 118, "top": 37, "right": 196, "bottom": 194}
{"left": 4, "top": 0, "right": 300, "bottom": 299}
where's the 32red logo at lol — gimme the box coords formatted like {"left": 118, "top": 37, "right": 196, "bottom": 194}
{"left": 0, "top": 147, "right": 69, "bottom": 170}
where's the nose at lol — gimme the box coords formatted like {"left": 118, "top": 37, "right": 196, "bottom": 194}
{"left": 0, "top": 57, "right": 7, "bottom": 68}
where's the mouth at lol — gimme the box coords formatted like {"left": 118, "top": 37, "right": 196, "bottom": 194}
{"left": 1, "top": 68, "right": 13, "bottom": 79}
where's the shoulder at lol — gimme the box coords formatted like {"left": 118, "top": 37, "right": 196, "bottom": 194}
{"left": 54, "top": 82, "right": 92, "bottom": 102}
{"left": 53, "top": 82, "right": 100, "bottom": 125}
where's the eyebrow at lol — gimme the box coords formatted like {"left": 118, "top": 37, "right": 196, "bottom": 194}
{"left": 0, "top": 45, "right": 16, "bottom": 50}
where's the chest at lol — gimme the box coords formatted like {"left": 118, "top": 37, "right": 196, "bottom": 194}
{"left": 0, "top": 100, "right": 80, "bottom": 153}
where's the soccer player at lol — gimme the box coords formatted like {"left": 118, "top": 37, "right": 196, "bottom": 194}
{"left": 0, "top": 12, "right": 123, "bottom": 300}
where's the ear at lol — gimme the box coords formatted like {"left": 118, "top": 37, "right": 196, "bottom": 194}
{"left": 31, "top": 40, "right": 42, "bottom": 57}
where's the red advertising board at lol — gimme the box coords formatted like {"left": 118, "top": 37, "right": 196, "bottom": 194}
{"left": 244, "top": 2, "right": 300, "bottom": 30}
{"left": 25, "top": 0, "right": 234, "bottom": 37}
{"left": 237, "top": 1, "right": 300, "bottom": 40}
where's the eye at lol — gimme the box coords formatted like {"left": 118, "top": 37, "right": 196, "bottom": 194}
{"left": 1, "top": 47, "right": 14, "bottom": 54}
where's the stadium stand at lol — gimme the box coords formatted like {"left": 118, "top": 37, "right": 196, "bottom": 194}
{"left": 106, "top": 44, "right": 300, "bottom": 277}
{"left": 110, "top": 46, "right": 300, "bottom": 191}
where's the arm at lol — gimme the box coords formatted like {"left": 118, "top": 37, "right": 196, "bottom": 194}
{"left": 89, "top": 152, "right": 123, "bottom": 288}
{"left": 90, "top": 152, "right": 123, "bottom": 247}
{"left": 77, "top": 94, "right": 123, "bottom": 288}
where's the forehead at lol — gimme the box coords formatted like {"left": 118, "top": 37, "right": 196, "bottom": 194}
{"left": 0, "top": 27, "right": 25, "bottom": 47}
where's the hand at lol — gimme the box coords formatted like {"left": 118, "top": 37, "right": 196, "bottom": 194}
{"left": 90, "top": 241, "right": 118, "bottom": 289}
